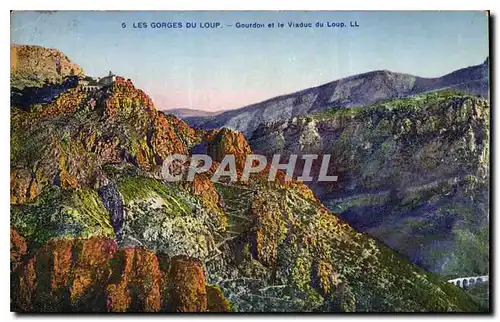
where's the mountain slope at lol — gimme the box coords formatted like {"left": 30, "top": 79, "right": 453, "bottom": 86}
{"left": 10, "top": 46, "right": 483, "bottom": 312}
{"left": 249, "top": 90, "right": 490, "bottom": 277}
{"left": 184, "top": 59, "right": 489, "bottom": 137}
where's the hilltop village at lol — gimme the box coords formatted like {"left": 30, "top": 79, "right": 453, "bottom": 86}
{"left": 78, "top": 71, "right": 117, "bottom": 92}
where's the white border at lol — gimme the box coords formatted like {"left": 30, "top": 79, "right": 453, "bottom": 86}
{"left": 3, "top": 0, "right": 498, "bottom": 321}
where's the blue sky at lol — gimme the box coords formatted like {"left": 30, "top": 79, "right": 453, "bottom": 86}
{"left": 11, "top": 11, "right": 489, "bottom": 111}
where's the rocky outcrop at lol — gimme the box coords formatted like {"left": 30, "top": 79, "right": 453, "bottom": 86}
{"left": 98, "top": 183, "right": 125, "bottom": 238}
{"left": 10, "top": 76, "right": 202, "bottom": 204}
{"left": 10, "top": 237, "right": 229, "bottom": 312}
{"left": 206, "top": 128, "right": 252, "bottom": 170}
{"left": 11, "top": 44, "right": 85, "bottom": 89}
{"left": 11, "top": 227, "right": 27, "bottom": 271}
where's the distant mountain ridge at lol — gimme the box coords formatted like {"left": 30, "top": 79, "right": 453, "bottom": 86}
{"left": 184, "top": 58, "right": 489, "bottom": 137}
{"left": 162, "top": 108, "right": 223, "bottom": 118}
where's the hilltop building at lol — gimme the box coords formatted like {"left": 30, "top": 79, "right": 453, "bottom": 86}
{"left": 79, "top": 71, "right": 116, "bottom": 92}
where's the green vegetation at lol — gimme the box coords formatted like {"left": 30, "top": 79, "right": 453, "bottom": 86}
{"left": 117, "top": 176, "right": 189, "bottom": 214}
{"left": 11, "top": 70, "right": 47, "bottom": 89}
{"left": 313, "top": 89, "right": 471, "bottom": 121}
{"left": 11, "top": 187, "right": 114, "bottom": 247}
{"left": 465, "top": 282, "right": 489, "bottom": 309}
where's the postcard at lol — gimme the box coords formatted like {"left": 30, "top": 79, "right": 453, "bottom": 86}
{"left": 10, "top": 10, "right": 490, "bottom": 313}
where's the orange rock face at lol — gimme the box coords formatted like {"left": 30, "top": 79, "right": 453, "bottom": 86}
{"left": 40, "top": 88, "right": 89, "bottom": 117}
{"left": 250, "top": 194, "right": 284, "bottom": 266}
{"left": 11, "top": 44, "right": 85, "bottom": 83}
{"left": 10, "top": 228, "right": 27, "bottom": 271}
{"left": 105, "top": 248, "right": 163, "bottom": 312}
{"left": 182, "top": 174, "right": 227, "bottom": 226}
{"left": 10, "top": 169, "right": 33, "bottom": 205}
{"left": 10, "top": 75, "right": 202, "bottom": 203}
{"left": 206, "top": 128, "right": 251, "bottom": 171}
{"left": 206, "top": 285, "right": 232, "bottom": 312}
{"left": 167, "top": 256, "right": 207, "bottom": 312}
{"left": 11, "top": 237, "right": 230, "bottom": 313}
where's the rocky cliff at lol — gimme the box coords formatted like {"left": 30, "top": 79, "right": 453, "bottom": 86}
{"left": 11, "top": 45, "right": 85, "bottom": 89}
{"left": 249, "top": 90, "right": 490, "bottom": 277}
{"left": 10, "top": 46, "right": 484, "bottom": 312}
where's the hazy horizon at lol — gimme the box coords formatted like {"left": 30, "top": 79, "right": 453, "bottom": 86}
{"left": 11, "top": 11, "right": 489, "bottom": 112}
